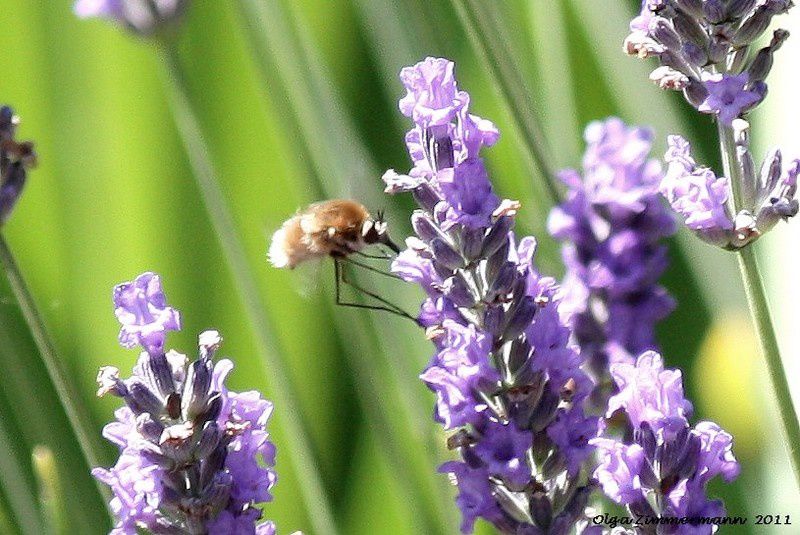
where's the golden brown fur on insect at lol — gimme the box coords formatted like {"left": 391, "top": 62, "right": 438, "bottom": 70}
{"left": 269, "top": 199, "right": 374, "bottom": 269}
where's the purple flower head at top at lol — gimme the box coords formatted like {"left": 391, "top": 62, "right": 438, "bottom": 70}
{"left": 624, "top": 0, "right": 790, "bottom": 115}
{"left": 74, "top": 0, "right": 190, "bottom": 35}
{"left": 698, "top": 73, "right": 762, "bottom": 126}
{"left": 74, "top": 0, "right": 124, "bottom": 19}
{"left": 549, "top": 118, "right": 674, "bottom": 409}
{"left": 606, "top": 351, "right": 692, "bottom": 432}
{"left": 95, "top": 274, "right": 279, "bottom": 534}
{"left": 399, "top": 57, "right": 466, "bottom": 128}
{"left": 0, "top": 106, "right": 36, "bottom": 225}
{"left": 387, "top": 58, "right": 598, "bottom": 534}
{"left": 113, "top": 272, "right": 181, "bottom": 355}
{"left": 591, "top": 352, "right": 739, "bottom": 531}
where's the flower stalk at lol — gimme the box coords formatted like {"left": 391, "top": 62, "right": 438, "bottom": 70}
{"left": 737, "top": 239, "right": 800, "bottom": 490}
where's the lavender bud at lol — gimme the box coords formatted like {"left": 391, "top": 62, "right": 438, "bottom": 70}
{"left": 506, "top": 339, "right": 531, "bottom": 376}
{"left": 147, "top": 353, "right": 176, "bottom": 398}
{"left": 412, "top": 183, "right": 442, "bottom": 212}
{"left": 682, "top": 41, "right": 708, "bottom": 67}
{"left": 486, "top": 262, "right": 516, "bottom": 303}
{"left": 530, "top": 390, "right": 560, "bottom": 432}
{"left": 480, "top": 216, "right": 513, "bottom": 258}
{"left": 650, "top": 17, "right": 682, "bottom": 51}
{"left": 707, "top": 38, "right": 730, "bottom": 64}
{"left": 127, "top": 381, "right": 164, "bottom": 416}
{"left": 411, "top": 210, "right": 440, "bottom": 243}
{"left": 727, "top": 0, "right": 758, "bottom": 19}
{"left": 483, "top": 306, "right": 504, "bottom": 338}
{"left": 733, "top": 5, "right": 777, "bottom": 45}
{"left": 484, "top": 237, "right": 510, "bottom": 284}
{"left": 431, "top": 238, "right": 465, "bottom": 270}
{"left": 461, "top": 227, "right": 485, "bottom": 260}
{"left": 673, "top": 11, "right": 710, "bottom": 48}
{"left": 503, "top": 296, "right": 537, "bottom": 341}
{"left": 182, "top": 359, "right": 212, "bottom": 421}
{"left": 683, "top": 77, "right": 709, "bottom": 106}
{"left": 759, "top": 148, "right": 783, "bottom": 195}
{"left": 738, "top": 144, "right": 757, "bottom": 208}
{"left": 443, "top": 274, "right": 477, "bottom": 308}
{"left": 747, "top": 29, "right": 789, "bottom": 82}
{"left": 136, "top": 414, "right": 164, "bottom": 443}
{"left": 703, "top": 0, "right": 726, "bottom": 22}
{"left": 529, "top": 492, "right": 553, "bottom": 529}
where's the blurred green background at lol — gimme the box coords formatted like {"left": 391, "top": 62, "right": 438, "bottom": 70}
{"left": 0, "top": 0, "right": 798, "bottom": 533}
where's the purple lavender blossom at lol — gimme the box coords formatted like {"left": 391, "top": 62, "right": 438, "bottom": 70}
{"left": 660, "top": 132, "right": 797, "bottom": 248}
{"left": 113, "top": 272, "right": 181, "bottom": 355}
{"left": 0, "top": 106, "right": 36, "bottom": 225}
{"left": 548, "top": 118, "right": 675, "bottom": 407}
{"left": 74, "top": 0, "right": 189, "bottom": 35}
{"left": 94, "top": 274, "right": 277, "bottom": 534}
{"left": 386, "top": 58, "right": 598, "bottom": 534}
{"left": 624, "top": 0, "right": 791, "bottom": 115}
{"left": 661, "top": 135, "right": 733, "bottom": 238}
{"left": 74, "top": 0, "right": 124, "bottom": 19}
{"left": 591, "top": 352, "right": 739, "bottom": 531}
{"left": 698, "top": 73, "right": 762, "bottom": 126}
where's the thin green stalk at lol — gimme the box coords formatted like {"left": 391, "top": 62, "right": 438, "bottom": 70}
{"left": 158, "top": 44, "right": 338, "bottom": 535}
{"left": 736, "top": 245, "right": 800, "bottom": 489}
{"left": 450, "top": 0, "right": 561, "bottom": 206}
{"left": 0, "top": 234, "right": 107, "bottom": 497}
{"left": 719, "top": 120, "right": 800, "bottom": 489}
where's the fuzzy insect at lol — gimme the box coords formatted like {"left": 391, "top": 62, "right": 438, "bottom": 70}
{"left": 269, "top": 199, "right": 415, "bottom": 322}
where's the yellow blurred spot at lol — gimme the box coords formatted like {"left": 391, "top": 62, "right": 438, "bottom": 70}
{"left": 694, "top": 315, "right": 763, "bottom": 458}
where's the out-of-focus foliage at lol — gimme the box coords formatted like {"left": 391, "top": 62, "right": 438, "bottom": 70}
{"left": 0, "top": 0, "right": 796, "bottom": 533}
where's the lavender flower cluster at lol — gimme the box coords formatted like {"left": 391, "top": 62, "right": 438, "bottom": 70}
{"left": 75, "top": 0, "right": 190, "bottom": 35}
{"left": 384, "top": 58, "right": 741, "bottom": 534}
{"left": 625, "top": 0, "right": 799, "bottom": 248}
{"left": 549, "top": 118, "right": 675, "bottom": 409}
{"left": 93, "top": 272, "right": 277, "bottom": 535}
{"left": 384, "top": 57, "right": 600, "bottom": 534}
{"left": 0, "top": 106, "right": 36, "bottom": 225}
{"left": 592, "top": 352, "right": 740, "bottom": 525}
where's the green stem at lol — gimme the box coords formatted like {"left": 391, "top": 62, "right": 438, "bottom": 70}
{"left": 718, "top": 116, "right": 800, "bottom": 489}
{"left": 158, "top": 44, "right": 338, "bottom": 535}
{"left": 736, "top": 246, "right": 800, "bottom": 490}
{"left": 0, "top": 234, "right": 107, "bottom": 499}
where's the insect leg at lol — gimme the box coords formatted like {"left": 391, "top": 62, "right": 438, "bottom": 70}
{"left": 334, "top": 259, "right": 418, "bottom": 323}
{"left": 340, "top": 256, "right": 403, "bottom": 280}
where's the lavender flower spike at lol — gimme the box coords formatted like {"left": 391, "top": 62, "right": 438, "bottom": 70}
{"left": 386, "top": 58, "right": 599, "bottom": 534}
{"left": 591, "top": 351, "right": 739, "bottom": 532}
{"left": 549, "top": 118, "right": 675, "bottom": 409}
{"left": 95, "top": 273, "right": 278, "bottom": 534}
{"left": 0, "top": 106, "right": 36, "bottom": 225}
{"left": 75, "top": 0, "right": 190, "bottom": 35}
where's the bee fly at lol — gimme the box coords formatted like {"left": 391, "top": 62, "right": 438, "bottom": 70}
{"left": 268, "top": 199, "right": 415, "bottom": 322}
